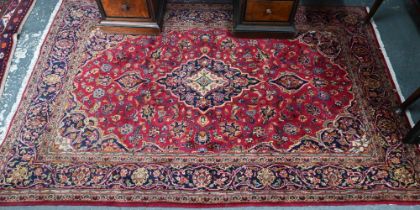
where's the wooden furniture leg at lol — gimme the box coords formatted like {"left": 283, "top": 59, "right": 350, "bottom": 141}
{"left": 395, "top": 87, "right": 420, "bottom": 115}
{"left": 395, "top": 87, "right": 420, "bottom": 144}
{"left": 403, "top": 121, "right": 420, "bottom": 144}
{"left": 364, "top": 0, "right": 385, "bottom": 23}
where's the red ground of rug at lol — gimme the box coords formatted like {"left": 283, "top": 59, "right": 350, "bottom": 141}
{"left": 74, "top": 29, "right": 354, "bottom": 153}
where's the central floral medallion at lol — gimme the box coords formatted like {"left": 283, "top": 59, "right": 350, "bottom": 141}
{"left": 185, "top": 68, "right": 228, "bottom": 96}
{"left": 157, "top": 56, "right": 260, "bottom": 112}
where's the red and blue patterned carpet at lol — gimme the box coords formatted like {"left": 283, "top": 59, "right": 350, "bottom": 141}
{"left": 0, "top": 0, "right": 418, "bottom": 207}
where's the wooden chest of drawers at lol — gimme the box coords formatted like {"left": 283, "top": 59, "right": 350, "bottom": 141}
{"left": 95, "top": 0, "right": 299, "bottom": 36}
{"left": 234, "top": 0, "right": 299, "bottom": 35}
{"left": 96, "top": 0, "right": 166, "bottom": 34}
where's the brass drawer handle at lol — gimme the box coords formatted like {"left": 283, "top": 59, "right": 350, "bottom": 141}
{"left": 121, "top": 3, "right": 130, "bottom": 11}
{"left": 266, "top": 8, "right": 272, "bottom": 15}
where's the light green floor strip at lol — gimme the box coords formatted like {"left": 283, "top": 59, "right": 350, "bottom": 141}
{"left": 0, "top": 0, "right": 62, "bottom": 140}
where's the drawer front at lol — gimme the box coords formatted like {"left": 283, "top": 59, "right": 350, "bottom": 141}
{"left": 100, "top": 0, "right": 150, "bottom": 18}
{"left": 244, "top": 0, "right": 294, "bottom": 22}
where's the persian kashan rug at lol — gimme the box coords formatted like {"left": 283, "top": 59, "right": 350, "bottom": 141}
{"left": 0, "top": 0, "right": 419, "bottom": 207}
{"left": 0, "top": 0, "right": 35, "bottom": 94}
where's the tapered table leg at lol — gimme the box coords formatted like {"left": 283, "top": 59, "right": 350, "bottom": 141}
{"left": 403, "top": 121, "right": 420, "bottom": 144}
{"left": 364, "top": 0, "right": 385, "bottom": 23}
{"left": 395, "top": 87, "right": 420, "bottom": 144}
{"left": 395, "top": 87, "right": 420, "bottom": 115}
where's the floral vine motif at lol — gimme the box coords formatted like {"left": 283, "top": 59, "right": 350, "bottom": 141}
{"left": 131, "top": 167, "right": 149, "bottom": 186}
{"left": 192, "top": 168, "right": 212, "bottom": 188}
{"left": 5, "top": 165, "right": 29, "bottom": 185}
{"left": 257, "top": 168, "right": 276, "bottom": 187}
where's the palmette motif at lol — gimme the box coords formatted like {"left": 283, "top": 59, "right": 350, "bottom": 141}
{"left": 0, "top": 1, "right": 418, "bottom": 205}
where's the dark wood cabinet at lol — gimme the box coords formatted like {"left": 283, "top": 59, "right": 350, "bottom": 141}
{"left": 96, "top": 0, "right": 166, "bottom": 34}
{"left": 95, "top": 0, "right": 299, "bottom": 36}
{"left": 233, "top": 0, "right": 299, "bottom": 35}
